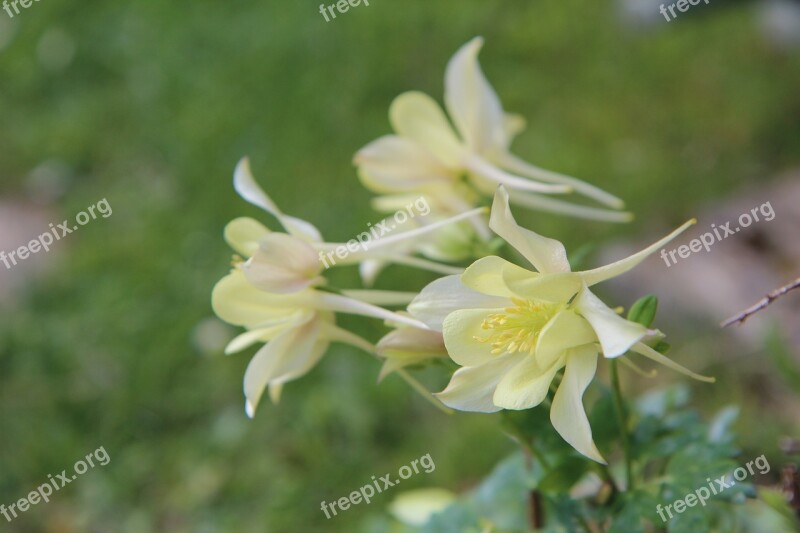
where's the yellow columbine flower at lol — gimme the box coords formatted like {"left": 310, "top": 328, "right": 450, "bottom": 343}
{"left": 354, "top": 36, "right": 632, "bottom": 240}
{"left": 408, "top": 187, "right": 713, "bottom": 463}
{"left": 214, "top": 159, "right": 476, "bottom": 416}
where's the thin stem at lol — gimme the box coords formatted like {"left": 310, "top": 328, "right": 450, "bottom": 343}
{"left": 610, "top": 359, "right": 633, "bottom": 491}
{"left": 324, "top": 324, "right": 453, "bottom": 414}
{"left": 316, "top": 292, "right": 428, "bottom": 329}
{"left": 721, "top": 276, "right": 800, "bottom": 327}
{"left": 395, "top": 368, "right": 454, "bottom": 414}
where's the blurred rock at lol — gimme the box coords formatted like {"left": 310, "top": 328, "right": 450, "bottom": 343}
{"left": 601, "top": 170, "right": 800, "bottom": 352}
{"left": 759, "top": 0, "right": 800, "bottom": 49}
{"left": 0, "top": 199, "right": 58, "bottom": 307}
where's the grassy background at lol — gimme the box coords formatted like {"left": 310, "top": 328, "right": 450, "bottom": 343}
{"left": 0, "top": 0, "right": 798, "bottom": 531}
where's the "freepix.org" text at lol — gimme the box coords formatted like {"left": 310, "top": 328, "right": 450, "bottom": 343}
{"left": 1, "top": 446, "right": 111, "bottom": 523}
{"left": 1, "top": 198, "right": 112, "bottom": 272}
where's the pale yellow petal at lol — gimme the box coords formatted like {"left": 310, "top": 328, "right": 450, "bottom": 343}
{"left": 499, "top": 152, "right": 626, "bottom": 209}
{"left": 389, "top": 91, "right": 465, "bottom": 167}
{"left": 461, "top": 255, "right": 531, "bottom": 298}
{"left": 444, "top": 37, "right": 509, "bottom": 154}
{"left": 225, "top": 324, "right": 294, "bottom": 354}
{"left": 630, "top": 342, "right": 715, "bottom": 383}
{"left": 493, "top": 353, "right": 566, "bottom": 410}
{"left": 573, "top": 286, "right": 648, "bottom": 358}
{"left": 442, "top": 307, "right": 507, "bottom": 367}
{"left": 535, "top": 310, "right": 597, "bottom": 369}
{"left": 233, "top": 158, "right": 322, "bottom": 242}
{"left": 435, "top": 352, "right": 524, "bottom": 412}
{"left": 490, "top": 186, "right": 571, "bottom": 274}
{"left": 355, "top": 135, "right": 455, "bottom": 193}
{"left": 503, "top": 270, "right": 582, "bottom": 304}
{"left": 578, "top": 219, "right": 697, "bottom": 286}
{"left": 409, "top": 275, "right": 509, "bottom": 331}
{"left": 211, "top": 271, "right": 311, "bottom": 328}
{"left": 504, "top": 113, "right": 526, "bottom": 140}
{"left": 550, "top": 345, "right": 606, "bottom": 463}
{"left": 243, "top": 319, "right": 325, "bottom": 416}
{"left": 242, "top": 233, "right": 322, "bottom": 294}
{"left": 224, "top": 217, "right": 270, "bottom": 257}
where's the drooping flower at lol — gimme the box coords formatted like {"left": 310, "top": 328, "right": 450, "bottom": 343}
{"left": 354, "top": 37, "right": 632, "bottom": 266}
{"left": 375, "top": 320, "right": 449, "bottom": 381}
{"left": 213, "top": 159, "right": 476, "bottom": 416}
{"left": 408, "top": 187, "right": 713, "bottom": 463}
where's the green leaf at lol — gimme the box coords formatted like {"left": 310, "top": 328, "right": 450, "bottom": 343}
{"left": 627, "top": 295, "right": 658, "bottom": 327}
{"left": 609, "top": 490, "right": 661, "bottom": 532}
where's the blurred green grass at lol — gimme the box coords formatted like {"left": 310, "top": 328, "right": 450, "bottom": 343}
{"left": 0, "top": 0, "right": 799, "bottom": 531}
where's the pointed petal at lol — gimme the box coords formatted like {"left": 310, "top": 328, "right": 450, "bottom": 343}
{"left": 490, "top": 186, "right": 571, "bottom": 274}
{"left": 504, "top": 113, "right": 526, "bottom": 140}
{"left": 355, "top": 135, "right": 454, "bottom": 193}
{"left": 389, "top": 91, "right": 465, "bottom": 167}
{"left": 224, "top": 217, "right": 271, "bottom": 257}
{"left": 444, "top": 37, "right": 508, "bottom": 154}
{"left": 630, "top": 342, "right": 715, "bottom": 383}
{"left": 535, "top": 310, "right": 597, "bottom": 369}
{"left": 408, "top": 275, "right": 509, "bottom": 331}
{"left": 225, "top": 325, "right": 292, "bottom": 354}
{"left": 465, "top": 153, "right": 572, "bottom": 194}
{"left": 363, "top": 206, "right": 488, "bottom": 252}
{"left": 574, "top": 286, "right": 648, "bottom": 358}
{"left": 508, "top": 191, "right": 634, "bottom": 223}
{"left": 233, "top": 158, "right": 322, "bottom": 242}
{"left": 435, "top": 352, "right": 524, "bottom": 412}
{"left": 550, "top": 345, "right": 606, "bottom": 463}
{"left": 317, "top": 292, "right": 429, "bottom": 329}
{"left": 579, "top": 219, "right": 697, "bottom": 286}
{"left": 499, "top": 152, "right": 625, "bottom": 209}
{"left": 243, "top": 319, "right": 325, "bottom": 416}
{"left": 359, "top": 259, "right": 385, "bottom": 287}
{"left": 493, "top": 352, "right": 566, "bottom": 410}
{"left": 268, "top": 383, "right": 284, "bottom": 404}
{"left": 442, "top": 307, "right": 506, "bottom": 367}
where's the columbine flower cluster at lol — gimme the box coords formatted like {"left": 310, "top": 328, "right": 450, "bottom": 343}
{"left": 212, "top": 37, "right": 713, "bottom": 462}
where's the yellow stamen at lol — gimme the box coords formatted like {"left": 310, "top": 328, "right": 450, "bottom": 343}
{"left": 473, "top": 298, "right": 561, "bottom": 356}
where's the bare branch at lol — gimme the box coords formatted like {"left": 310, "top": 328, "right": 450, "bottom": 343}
{"left": 721, "top": 277, "right": 800, "bottom": 328}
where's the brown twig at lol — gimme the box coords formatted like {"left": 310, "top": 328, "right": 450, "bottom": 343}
{"left": 721, "top": 277, "right": 800, "bottom": 328}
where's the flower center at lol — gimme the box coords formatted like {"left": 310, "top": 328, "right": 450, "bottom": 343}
{"left": 474, "top": 298, "right": 561, "bottom": 355}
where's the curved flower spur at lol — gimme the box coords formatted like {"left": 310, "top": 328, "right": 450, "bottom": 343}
{"left": 408, "top": 187, "right": 714, "bottom": 463}
{"left": 354, "top": 36, "right": 632, "bottom": 248}
{"left": 212, "top": 159, "right": 486, "bottom": 416}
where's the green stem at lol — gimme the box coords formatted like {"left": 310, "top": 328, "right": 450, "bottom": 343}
{"left": 610, "top": 359, "right": 633, "bottom": 491}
